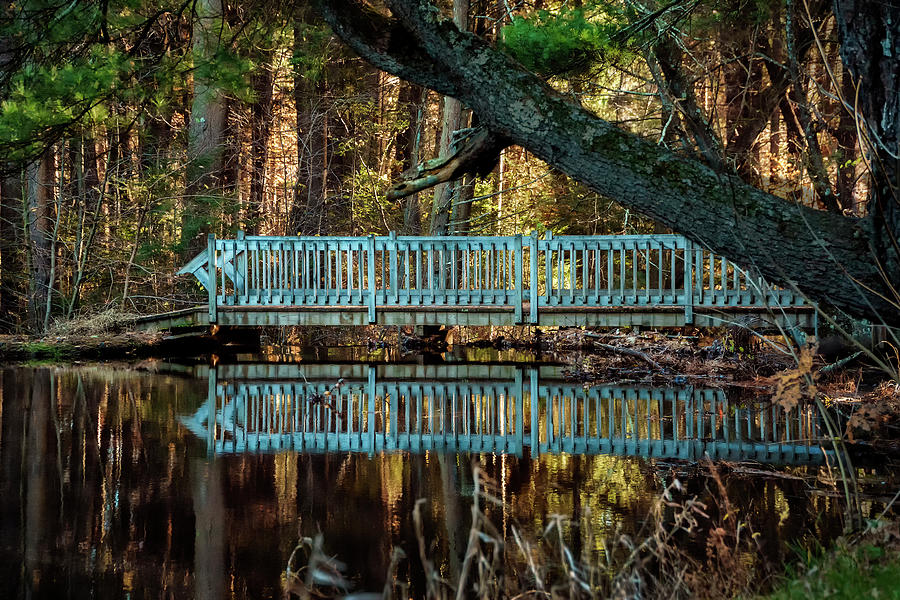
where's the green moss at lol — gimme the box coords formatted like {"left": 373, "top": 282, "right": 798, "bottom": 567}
{"left": 760, "top": 543, "right": 900, "bottom": 600}
{"left": 22, "top": 341, "right": 73, "bottom": 360}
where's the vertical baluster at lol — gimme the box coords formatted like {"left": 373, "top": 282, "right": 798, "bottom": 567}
{"left": 323, "top": 243, "right": 331, "bottom": 304}
{"left": 279, "top": 242, "right": 286, "bottom": 304}
{"left": 732, "top": 259, "right": 740, "bottom": 302}
{"left": 259, "top": 242, "right": 266, "bottom": 304}
{"left": 451, "top": 242, "right": 458, "bottom": 306}
{"left": 720, "top": 256, "right": 727, "bottom": 305}
{"left": 582, "top": 245, "right": 590, "bottom": 303}
{"left": 420, "top": 243, "right": 426, "bottom": 306}
{"left": 486, "top": 243, "right": 493, "bottom": 303}
{"left": 556, "top": 241, "right": 563, "bottom": 301}
{"left": 404, "top": 246, "right": 411, "bottom": 304}
{"left": 568, "top": 243, "right": 575, "bottom": 304}
{"left": 250, "top": 244, "right": 257, "bottom": 304}
{"left": 655, "top": 241, "right": 662, "bottom": 303}
{"left": 350, "top": 244, "right": 358, "bottom": 304}
{"left": 427, "top": 242, "right": 434, "bottom": 301}
{"left": 631, "top": 246, "right": 638, "bottom": 303}
{"left": 311, "top": 241, "right": 319, "bottom": 303}
{"left": 607, "top": 247, "right": 614, "bottom": 300}
{"left": 289, "top": 241, "right": 297, "bottom": 304}
{"left": 668, "top": 242, "right": 676, "bottom": 302}
{"left": 476, "top": 241, "right": 483, "bottom": 300}
{"left": 461, "top": 244, "right": 469, "bottom": 304}
{"left": 438, "top": 245, "right": 446, "bottom": 304}
{"left": 267, "top": 242, "right": 275, "bottom": 305}
{"left": 545, "top": 234, "right": 553, "bottom": 304}
{"left": 336, "top": 242, "right": 344, "bottom": 304}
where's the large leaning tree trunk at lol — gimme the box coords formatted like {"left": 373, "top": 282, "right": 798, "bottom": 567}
{"left": 832, "top": 0, "right": 900, "bottom": 286}
{"left": 316, "top": 0, "right": 900, "bottom": 326}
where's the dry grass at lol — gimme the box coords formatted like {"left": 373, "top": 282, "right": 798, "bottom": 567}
{"left": 282, "top": 465, "right": 767, "bottom": 600}
{"left": 48, "top": 309, "right": 140, "bottom": 337}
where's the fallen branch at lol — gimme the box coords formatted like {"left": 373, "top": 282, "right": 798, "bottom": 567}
{"left": 596, "top": 342, "right": 662, "bottom": 370}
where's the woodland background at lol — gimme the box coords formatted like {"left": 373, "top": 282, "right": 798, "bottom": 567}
{"left": 0, "top": 0, "right": 871, "bottom": 332}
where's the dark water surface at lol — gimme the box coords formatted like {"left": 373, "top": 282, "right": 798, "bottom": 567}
{"left": 0, "top": 364, "right": 870, "bottom": 599}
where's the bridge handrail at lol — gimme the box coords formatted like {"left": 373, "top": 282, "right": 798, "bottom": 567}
{"left": 180, "top": 231, "right": 809, "bottom": 324}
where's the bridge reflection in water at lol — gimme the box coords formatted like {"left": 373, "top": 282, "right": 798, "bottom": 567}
{"left": 181, "top": 364, "right": 830, "bottom": 465}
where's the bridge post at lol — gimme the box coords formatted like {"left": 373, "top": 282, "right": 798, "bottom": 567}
{"left": 683, "top": 237, "right": 693, "bottom": 325}
{"left": 367, "top": 235, "right": 376, "bottom": 324}
{"left": 530, "top": 231, "right": 539, "bottom": 324}
{"left": 514, "top": 234, "right": 524, "bottom": 323}
{"left": 208, "top": 234, "right": 217, "bottom": 324}
{"left": 389, "top": 231, "right": 399, "bottom": 305}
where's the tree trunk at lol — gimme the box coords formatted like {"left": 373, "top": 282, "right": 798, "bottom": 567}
{"left": 290, "top": 8, "right": 328, "bottom": 235}
{"left": 183, "top": 0, "right": 228, "bottom": 256}
{"left": 834, "top": 63, "right": 859, "bottom": 213}
{"left": 785, "top": 0, "right": 839, "bottom": 213}
{"left": 26, "top": 150, "right": 53, "bottom": 333}
{"left": 249, "top": 55, "right": 273, "bottom": 233}
{"left": 832, "top": 0, "right": 900, "bottom": 276}
{"left": 0, "top": 168, "right": 24, "bottom": 331}
{"left": 319, "top": 0, "right": 900, "bottom": 324}
{"left": 396, "top": 81, "right": 425, "bottom": 234}
{"left": 429, "top": 0, "right": 468, "bottom": 236}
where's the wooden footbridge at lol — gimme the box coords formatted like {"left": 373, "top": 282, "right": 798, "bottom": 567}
{"left": 152, "top": 232, "right": 816, "bottom": 331}
{"left": 181, "top": 364, "right": 831, "bottom": 465}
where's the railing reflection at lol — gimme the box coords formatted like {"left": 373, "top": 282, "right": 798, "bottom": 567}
{"left": 180, "top": 365, "right": 830, "bottom": 465}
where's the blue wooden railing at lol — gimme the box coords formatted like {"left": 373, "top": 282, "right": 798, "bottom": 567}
{"left": 179, "top": 232, "right": 810, "bottom": 325}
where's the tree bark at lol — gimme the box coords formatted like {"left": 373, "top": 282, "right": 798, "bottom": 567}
{"left": 395, "top": 81, "right": 425, "bottom": 234}
{"left": 429, "top": 0, "right": 468, "bottom": 236}
{"left": 0, "top": 168, "right": 24, "bottom": 331}
{"left": 832, "top": 0, "right": 900, "bottom": 279}
{"left": 785, "top": 0, "right": 839, "bottom": 213}
{"left": 290, "top": 7, "right": 328, "bottom": 235}
{"left": 183, "top": 0, "right": 228, "bottom": 255}
{"left": 249, "top": 54, "right": 273, "bottom": 233}
{"left": 318, "top": 0, "right": 900, "bottom": 324}
{"left": 26, "top": 150, "right": 53, "bottom": 333}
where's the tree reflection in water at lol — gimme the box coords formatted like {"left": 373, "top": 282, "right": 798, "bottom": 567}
{"left": 0, "top": 366, "right": 851, "bottom": 599}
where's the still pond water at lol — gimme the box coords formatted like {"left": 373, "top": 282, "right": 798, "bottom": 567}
{"left": 0, "top": 359, "right": 878, "bottom": 598}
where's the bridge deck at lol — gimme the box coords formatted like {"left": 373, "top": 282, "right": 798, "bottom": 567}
{"left": 168, "top": 232, "right": 816, "bottom": 331}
